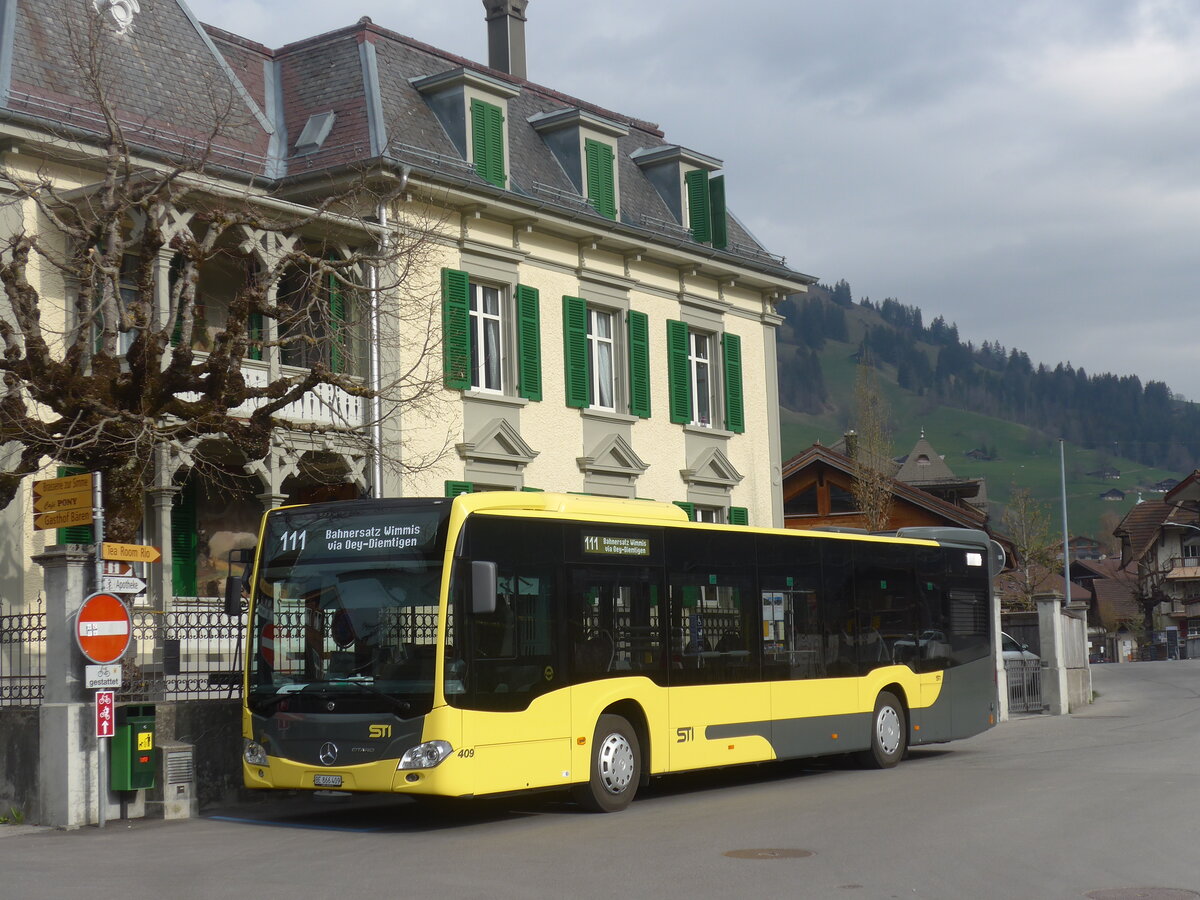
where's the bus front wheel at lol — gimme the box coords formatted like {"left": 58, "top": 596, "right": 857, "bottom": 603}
{"left": 573, "top": 714, "right": 641, "bottom": 812}
{"left": 858, "top": 691, "right": 906, "bottom": 769}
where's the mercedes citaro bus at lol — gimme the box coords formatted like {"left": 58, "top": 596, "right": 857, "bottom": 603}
{"left": 228, "top": 492, "right": 998, "bottom": 812}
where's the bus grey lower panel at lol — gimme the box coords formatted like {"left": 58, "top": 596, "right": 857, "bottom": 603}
{"left": 707, "top": 713, "right": 870, "bottom": 759}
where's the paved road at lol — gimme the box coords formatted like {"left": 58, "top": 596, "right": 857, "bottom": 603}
{"left": 4, "top": 661, "right": 1200, "bottom": 900}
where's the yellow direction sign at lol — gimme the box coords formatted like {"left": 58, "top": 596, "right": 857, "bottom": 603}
{"left": 33, "top": 473, "right": 93, "bottom": 497}
{"left": 34, "top": 507, "right": 95, "bottom": 531}
{"left": 32, "top": 473, "right": 94, "bottom": 516}
{"left": 101, "top": 542, "right": 162, "bottom": 564}
{"left": 34, "top": 491, "right": 92, "bottom": 513}
{"left": 32, "top": 473, "right": 95, "bottom": 531}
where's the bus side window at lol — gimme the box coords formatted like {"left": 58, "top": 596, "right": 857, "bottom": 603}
{"left": 665, "top": 527, "right": 758, "bottom": 686}
{"left": 756, "top": 533, "right": 824, "bottom": 682}
{"left": 851, "top": 545, "right": 917, "bottom": 675}
{"left": 475, "top": 593, "right": 515, "bottom": 658}
{"left": 915, "top": 548, "right": 952, "bottom": 671}
{"left": 452, "top": 515, "right": 566, "bottom": 712}
{"left": 820, "top": 543, "right": 857, "bottom": 677}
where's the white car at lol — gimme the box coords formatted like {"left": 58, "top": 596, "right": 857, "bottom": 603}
{"left": 1001, "top": 632, "right": 1039, "bottom": 662}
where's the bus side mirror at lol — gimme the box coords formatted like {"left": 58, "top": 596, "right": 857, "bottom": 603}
{"left": 224, "top": 577, "right": 243, "bottom": 618}
{"left": 224, "top": 547, "right": 255, "bottom": 617}
{"left": 472, "top": 561, "right": 497, "bottom": 615}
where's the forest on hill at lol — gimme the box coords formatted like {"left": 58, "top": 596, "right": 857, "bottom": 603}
{"left": 777, "top": 280, "right": 1200, "bottom": 475}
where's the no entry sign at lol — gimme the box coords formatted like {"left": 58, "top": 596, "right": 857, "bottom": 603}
{"left": 75, "top": 592, "right": 132, "bottom": 664}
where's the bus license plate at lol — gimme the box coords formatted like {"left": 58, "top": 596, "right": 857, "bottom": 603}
{"left": 314, "top": 774, "right": 342, "bottom": 787}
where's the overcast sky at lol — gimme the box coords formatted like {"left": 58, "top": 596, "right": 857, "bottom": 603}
{"left": 188, "top": 0, "right": 1200, "bottom": 400}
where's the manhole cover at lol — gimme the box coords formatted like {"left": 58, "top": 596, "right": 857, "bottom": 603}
{"left": 1086, "top": 890, "right": 1200, "bottom": 900}
{"left": 723, "top": 848, "right": 813, "bottom": 860}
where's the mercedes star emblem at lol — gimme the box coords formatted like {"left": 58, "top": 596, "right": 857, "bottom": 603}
{"left": 318, "top": 742, "right": 338, "bottom": 766}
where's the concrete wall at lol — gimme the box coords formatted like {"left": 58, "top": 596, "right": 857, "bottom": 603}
{"left": 141, "top": 700, "right": 244, "bottom": 811}
{"left": 2, "top": 699, "right": 243, "bottom": 825}
{"left": 0, "top": 707, "right": 39, "bottom": 821}
{"left": 1062, "top": 609, "right": 1092, "bottom": 711}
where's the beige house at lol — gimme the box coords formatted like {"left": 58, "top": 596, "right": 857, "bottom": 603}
{"left": 0, "top": 0, "right": 812, "bottom": 611}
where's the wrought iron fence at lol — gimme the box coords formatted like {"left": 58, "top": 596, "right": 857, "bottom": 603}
{"left": 0, "top": 601, "right": 246, "bottom": 708}
{"left": 1005, "top": 658, "right": 1044, "bottom": 714}
{"left": 121, "top": 606, "right": 245, "bottom": 702}
{"left": 0, "top": 607, "right": 46, "bottom": 707}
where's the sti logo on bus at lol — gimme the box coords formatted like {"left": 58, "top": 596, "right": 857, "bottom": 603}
{"left": 369, "top": 724, "right": 392, "bottom": 738}
{"left": 676, "top": 726, "right": 694, "bottom": 743}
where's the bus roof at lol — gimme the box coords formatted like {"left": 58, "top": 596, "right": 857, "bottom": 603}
{"left": 457, "top": 492, "right": 976, "bottom": 549}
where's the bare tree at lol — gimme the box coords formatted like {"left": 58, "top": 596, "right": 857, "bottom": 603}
{"left": 998, "top": 486, "right": 1058, "bottom": 610}
{"left": 849, "top": 360, "right": 894, "bottom": 531}
{"left": 0, "top": 9, "right": 447, "bottom": 540}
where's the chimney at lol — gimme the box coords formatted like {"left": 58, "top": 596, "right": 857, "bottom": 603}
{"left": 483, "top": 0, "right": 529, "bottom": 80}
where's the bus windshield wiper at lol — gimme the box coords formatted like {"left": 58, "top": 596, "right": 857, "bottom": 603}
{"left": 326, "top": 678, "right": 412, "bottom": 713}
{"left": 253, "top": 679, "right": 410, "bottom": 715}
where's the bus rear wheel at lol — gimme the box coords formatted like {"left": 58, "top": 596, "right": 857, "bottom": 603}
{"left": 858, "top": 691, "right": 906, "bottom": 769}
{"left": 573, "top": 714, "right": 640, "bottom": 813}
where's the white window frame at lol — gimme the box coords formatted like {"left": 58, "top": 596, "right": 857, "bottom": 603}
{"left": 688, "top": 330, "right": 716, "bottom": 428}
{"left": 694, "top": 505, "right": 723, "bottom": 524}
{"left": 586, "top": 306, "right": 617, "bottom": 412}
{"left": 469, "top": 281, "right": 505, "bottom": 393}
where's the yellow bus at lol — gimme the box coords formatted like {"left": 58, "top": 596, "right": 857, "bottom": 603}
{"left": 231, "top": 492, "right": 998, "bottom": 812}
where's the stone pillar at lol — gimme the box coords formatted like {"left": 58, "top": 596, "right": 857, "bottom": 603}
{"left": 35, "top": 545, "right": 98, "bottom": 828}
{"left": 146, "top": 486, "right": 177, "bottom": 613}
{"left": 1036, "top": 592, "right": 1069, "bottom": 715}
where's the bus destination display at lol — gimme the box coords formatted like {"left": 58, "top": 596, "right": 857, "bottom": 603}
{"left": 582, "top": 533, "right": 650, "bottom": 557}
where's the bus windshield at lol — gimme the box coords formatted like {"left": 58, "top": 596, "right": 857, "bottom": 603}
{"left": 246, "top": 501, "right": 451, "bottom": 718}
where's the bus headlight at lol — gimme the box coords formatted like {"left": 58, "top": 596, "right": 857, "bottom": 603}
{"left": 398, "top": 740, "right": 453, "bottom": 770}
{"left": 244, "top": 739, "right": 269, "bottom": 766}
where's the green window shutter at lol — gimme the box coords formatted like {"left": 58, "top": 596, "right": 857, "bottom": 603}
{"left": 247, "top": 312, "right": 264, "bottom": 361}
{"left": 667, "top": 319, "right": 691, "bottom": 424}
{"left": 171, "top": 480, "right": 198, "bottom": 597}
{"left": 728, "top": 506, "right": 749, "bottom": 526}
{"left": 515, "top": 284, "right": 542, "bottom": 401}
{"left": 627, "top": 309, "right": 651, "bottom": 418}
{"left": 673, "top": 501, "right": 696, "bottom": 522}
{"left": 445, "top": 480, "right": 474, "bottom": 497}
{"left": 328, "top": 271, "right": 347, "bottom": 373}
{"left": 722, "top": 332, "right": 745, "bottom": 434}
{"left": 520, "top": 486, "right": 544, "bottom": 492}
{"left": 441, "top": 268, "right": 471, "bottom": 390}
{"left": 685, "top": 169, "right": 711, "bottom": 243}
{"left": 562, "top": 295, "right": 589, "bottom": 408}
{"left": 55, "top": 466, "right": 94, "bottom": 544}
{"left": 471, "top": 99, "right": 506, "bottom": 188}
{"left": 584, "top": 138, "right": 616, "bottom": 220}
{"left": 710, "top": 174, "right": 728, "bottom": 250}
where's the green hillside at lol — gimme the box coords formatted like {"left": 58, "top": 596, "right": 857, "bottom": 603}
{"left": 779, "top": 339, "right": 1181, "bottom": 546}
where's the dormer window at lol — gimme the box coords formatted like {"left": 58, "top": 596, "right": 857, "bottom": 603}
{"left": 529, "top": 108, "right": 628, "bottom": 220}
{"left": 413, "top": 68, "right": 520, "bottom": 190}
{"left": 632, "top": 145, "right": 728, "bottom": 249}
